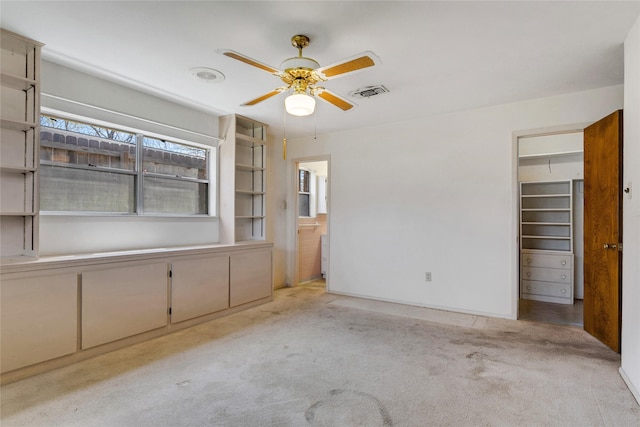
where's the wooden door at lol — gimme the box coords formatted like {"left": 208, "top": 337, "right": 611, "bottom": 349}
{"left": 583, "top": 110, "right": 623, "bottom": 352}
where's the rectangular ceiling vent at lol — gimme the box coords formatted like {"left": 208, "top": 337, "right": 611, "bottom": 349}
{"left": 349, "top": 85, "right": 389, "bottom": 99}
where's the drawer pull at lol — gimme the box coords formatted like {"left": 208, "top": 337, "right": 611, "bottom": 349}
{"left": 527, "top": 258, "right": 532, "bottom": 264}
{"left": 527, "top": 286, "right": 531, "bottom": 291}
{"left": 561, "top": 289, "right": 566, "bottom": 294}
{"left": 527, "top": 272, "right": 532, "bottom": 277}
{"left": 562, "top": 275, "right": 566, "bottom": 279}
{"left": 561, "top": 260, "right": 567, "bottom": 265}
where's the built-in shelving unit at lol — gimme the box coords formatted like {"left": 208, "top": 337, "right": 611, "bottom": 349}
{"left": 219, "top": 114, "right": 267, "bottom": 243}
{"left": 1, "top": 29, "right": 42, "bottom": 261}
{"left": 520, "top": 181, "right": 573, "bottom": 252}
{"left": 520, "top": 180, "right": 574, "bottom": 304}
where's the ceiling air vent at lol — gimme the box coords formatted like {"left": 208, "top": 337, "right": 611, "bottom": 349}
{"left": 349, "top": 85, "right": 389, "bottom": 99}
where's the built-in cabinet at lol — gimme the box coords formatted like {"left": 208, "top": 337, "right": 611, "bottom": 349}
{"left": 520, "top": 180, "right": 574, "bottom": 304}
{"left": 170, "top": 255, "right": 229, "bottom": 323}
{"left": 0, "top": 29, "right": 42, "bottom": 261}
{"left": 0, "top": 272, "right": 77, "bottom": 373}
{"left": 219, "top": 114, "right": 267, "bottom": 243}
{"left": 82, "top": 262, "right": 168, "bottom": 349}
{"left": 0, "top": 244, "right": 273, "bottom": 382}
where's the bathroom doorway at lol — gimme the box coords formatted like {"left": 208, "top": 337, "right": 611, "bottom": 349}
{"left": 295, "top": 159, "right": 329, "bottom": 288}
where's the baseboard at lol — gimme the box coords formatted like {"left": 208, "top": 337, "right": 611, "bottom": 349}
{"left": 327, "top": 289, "right": 513, "bottom": 320}
{"left": 619, "top": 367, "right": 640, "bottom": 405}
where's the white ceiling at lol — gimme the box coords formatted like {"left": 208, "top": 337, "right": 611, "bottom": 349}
{"left": 1, "top": 1, "right": 638, "bottom": 139}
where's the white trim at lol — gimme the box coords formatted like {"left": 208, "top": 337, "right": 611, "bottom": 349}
{"left": 620, "top": 367, "right": 640, "bottom": 405}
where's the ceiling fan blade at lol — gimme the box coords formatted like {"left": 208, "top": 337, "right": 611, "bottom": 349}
{"left": 314, "top": 51, "right": 380, "bottom": 80}
{"left": 217, "top": 49, "right": 282, "bottom": 75}
{"left": 241, "top": 88, "right": 286, "bottom": 106}
{"left": 316, "top": 89, "right": 356, "bottom": 111}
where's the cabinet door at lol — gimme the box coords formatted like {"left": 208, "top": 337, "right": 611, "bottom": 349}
{"left": 171, "top": 255, "right": 229, "bottom": 323}
{"left": 82, "top": 262, "right": 168, "bottom": 349}
{"left": 1, "top": 272, "right": 77, "bottom": 373}
{"left": 230, "top": 248, "right": 272, "bottom": 307}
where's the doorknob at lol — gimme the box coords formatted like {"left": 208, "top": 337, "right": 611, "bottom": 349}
{"left": 604, "top": 243, "right": 617, "bottom": 249}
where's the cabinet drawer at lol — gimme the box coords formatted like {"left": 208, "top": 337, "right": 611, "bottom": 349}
{"left": 521, "top": 266, "right": 571, "bottom": 284}
{"left": 521, "top": 280, "right": 571, "bottom": 299}
{"left": 521, "top": 252, "right": 572, "bottom": 270}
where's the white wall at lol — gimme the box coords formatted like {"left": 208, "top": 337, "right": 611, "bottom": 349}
{"left": 266, "top": 134, "right": 288, "bottom": 287}
{"left": 39, "top": 61, "right": 221, "bottom": 255}
{"left": 621, "top": 15, "right": 640, "bottom": 403}
{"left": 285, "top": 85, "right": 623, "bottom": 318}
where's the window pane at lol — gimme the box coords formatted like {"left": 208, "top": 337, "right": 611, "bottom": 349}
{"left": 143, "top": 137, "right": 207, "bottom": 179}
{"left": 144, "top": 176, "right": 207, "bottom": 214}
{"left": 40, "top": 165, "right": 135, "bottom": 213}
{"left": 299, "top": 194, "right": 310, "bottom": 217}
{"left": 40, "top": 116, "right": 136, "bottom": 171}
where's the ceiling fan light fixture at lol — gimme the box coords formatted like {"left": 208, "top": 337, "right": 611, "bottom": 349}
{"left": 285, "top": 92, "right": 316, "bottom": 116}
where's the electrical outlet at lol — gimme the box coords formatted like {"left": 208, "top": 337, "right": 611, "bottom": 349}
{"left": 425, "top": 272, "right": 432, "bottom": 282}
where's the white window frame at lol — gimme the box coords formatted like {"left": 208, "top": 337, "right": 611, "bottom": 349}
{"left": 40, "top": 110, "right": 217, "bottom": 217}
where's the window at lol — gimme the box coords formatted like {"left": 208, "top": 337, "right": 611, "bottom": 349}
{"left": 40, "top": 115, "right": 210, "bottom": 215}
{"left": 298, "top": 169, "right": 310, "bottom": 217}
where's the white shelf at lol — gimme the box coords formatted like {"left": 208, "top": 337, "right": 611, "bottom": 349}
{"left": 522, "top": 235, "right": 570, "bottom": 240}
{"left": 1, "top": 72, "right": 37, "bottom": 91}
{"left": 235, "top": 163, "right": 265, "bottom": 171}
{"left": 1, "top": 165, "right": 37, "bottom": 173}
{"left": 519, "top": 150, "right": 583, "bottom": 160}
{"left": 235, "top": 133, "right": 265, "bottom": 146}
{"left": 522, "top": 222, "right": 570, "bottom": 226}
{"left": 522, "top": 208, "right": 570, "bottom": 212}
{"left": 0, "top": 212, "right": 37, "bottom": 216}
{"left": 236, "top": 190, "right": 265, "bottom": 195}
{"left": 1, "top": 118, "right": 37, "bottom": 131}
{"left": 521, "top": 194, "right": 570, "bottom": 198}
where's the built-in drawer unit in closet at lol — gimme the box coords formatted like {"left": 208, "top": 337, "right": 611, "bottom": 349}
{"left": 520, "top": 180, "right": 574, "bottom": 304}
{"left": 521, "top": 251, "right": 573, "bottom": 304}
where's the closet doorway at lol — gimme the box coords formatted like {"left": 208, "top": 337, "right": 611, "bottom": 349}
{"left": 517, "top": 110, "right": 624, "bottom": 353}
{"left": 294, "top": 159, "right": 329, "bottom": 288}
{"left": 517, "top": 131, "right": 585, "bottom": 327}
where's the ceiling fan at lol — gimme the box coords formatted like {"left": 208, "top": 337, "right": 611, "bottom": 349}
{"left": 218, "top": 35, "right": 380, "bottom": 116}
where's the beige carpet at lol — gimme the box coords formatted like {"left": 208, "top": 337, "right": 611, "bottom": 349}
{"left": 1, "top": 283, "right": 638, "bottom": 426}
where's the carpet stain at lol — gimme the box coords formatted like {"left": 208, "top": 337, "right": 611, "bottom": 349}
{"left": 305, "top": 389, "right": 393, "bottom": 426}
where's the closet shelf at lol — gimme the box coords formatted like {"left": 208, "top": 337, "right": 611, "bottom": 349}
{"left": 521, "top": 208, "right": 570, "bottom": 212}
{"left": 522, "top": 235, "right": 570, "bottom": 240}
{"left": 519, "top": 150, "right": 583, "bottom": 160}
{"left": 521, "top": 194, "right": 570, "bottom": 198}
{"left": 522, "top": 222, "right": 570, "bottom": 226}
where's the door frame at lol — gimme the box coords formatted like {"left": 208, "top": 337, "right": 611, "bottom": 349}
{"left": 512, "top": 122, "right": 591, "bottom": 319}
{"left": 288, "top": 155, "right": 331, "bottom": 288}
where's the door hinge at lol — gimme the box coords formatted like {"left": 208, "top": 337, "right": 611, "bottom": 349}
{"left": 618, "top": 243, "right": 623, "bottom": 252}
{"left": 168, "top": 307, "right": 172, "bottom": 315}
{"left": 169, "top": 269, "right": 173, "bottom": 278}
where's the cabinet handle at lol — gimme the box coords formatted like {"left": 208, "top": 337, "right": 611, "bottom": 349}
{"left": 561, "top": 275, "right": 566, "bottom": 279}
{"left": 527, "top": 258, "right": 532, "bottom": 264}
{"left": 561, "top": 289, "right": 566, "bottom": 294}
{"left": 561, "top": 261, "right": 566, "bottom": 265}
